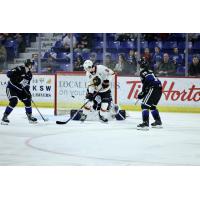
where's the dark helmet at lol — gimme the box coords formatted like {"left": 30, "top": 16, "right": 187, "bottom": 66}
{"left": 25, "top": 59, "right": 34, "bottom": 67}
{"left": 138, "top": 57, "right": 149, "bottom": 69}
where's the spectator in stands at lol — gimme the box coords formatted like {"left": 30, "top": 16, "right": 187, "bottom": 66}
{"left": 115, "top": 33, "right": 137, "bottom": 42}
{"left": 142, "top": 47, "right": 153, "bottom": 69}
{"left": 189, "top": 55, "right": 200, "bottom": 77}
{"left": 127, "top": 49, "right": 137, "bottom": 67}
{"left": 152, "top": 46, "right": 163, "bottom": 72}
{"left": 171, "top": 47, "right": 183, "bottom": 67}
{"left": 0, "top": 42, "right": 7, "bottom": 72}
{"left": 134, "top": 51, "right": 139, "bottom": 62}
{"left": 152, "top": 46, "right": 162, "bottom": 64}
{"left": 31, "top": 53, "right": 38, "bottom": 73}
{"left": 105, "top": 54, "right": 116, "bottom": 70}
{"left": 114, "top": 53, "right": 135, "bottom": 75}
{"left": 62, "top": 33, "right": 77, "bottom": 52}
{"left": 75, "top": 34, "right": 92, "bottom": 53}
{"left": 141, "top": 33, "right": 158, "bottom": 41}
{"left": 89, "top": 52, "right": 100, "bottom": 65}
{"left": 0, "top": 34, "right": 6, "bottom": 44}
{"left": 74, "top": 55, "right": 84, "bottom": 71}
{"left": 157, "top": 33, "right": 170, "bottom": 41}
{"left": 15, "top": 34, "right": 26, "bottom": 53}
{"left": 41, "top": 52, "right": 59, "bottom": 73}
{"left": 188, "top": 33, "right": 200, "bottom": 42}
{"left": 127, "top": 49, "right": 137, "bottom": 74}
{"left": 157, "top": 53, "right": 176, "bottom": 76}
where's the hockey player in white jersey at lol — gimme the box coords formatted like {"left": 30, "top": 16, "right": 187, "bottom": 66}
{"left": 80, "top": 59, "right": 115, "bottom": 123}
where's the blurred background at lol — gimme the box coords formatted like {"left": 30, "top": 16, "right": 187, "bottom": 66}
{"left": 0, "top": 33, "right": 200, "bottom": 77}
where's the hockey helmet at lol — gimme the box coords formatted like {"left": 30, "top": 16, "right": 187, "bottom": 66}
{"left": 83, "top": 60, "right": 93, "bottom": 71}
{"left": 138, "top": 57, "right": 148, "bottom": 69}
{"left": 25, "top": 59, "right": 35, "bottom": 67}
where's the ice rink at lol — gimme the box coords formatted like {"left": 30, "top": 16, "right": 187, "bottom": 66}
{"left": 0, "top": 106, "right": 200, "bottom": 166}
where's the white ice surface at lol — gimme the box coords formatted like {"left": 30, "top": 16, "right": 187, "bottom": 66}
{"left": 0, "top": 106, "right": 200, "bottom": 166}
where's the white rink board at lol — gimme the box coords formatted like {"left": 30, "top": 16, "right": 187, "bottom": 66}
{"left": 56, "top": 73, "right": 116, "bottom": 107}
{"left": 0, "top": 74, "right": 200, "bottom": 107}
{"left": 0, "top": 74, "right": 8, "bottom": 101}
{"left": 56, "top": 73, "right": 87, "bottom": 106}
{"left": 0, "top": 74, "right": 55, "bottom": 103}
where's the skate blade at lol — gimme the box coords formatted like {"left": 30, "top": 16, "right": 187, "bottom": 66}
{"left": 151, "top": 125, "right": 163, "bottom": 128}
{"left": 137, "top": 127, "right": 149, "bottom": 131}
{"left": 100, "top": 120, "right": 108, "bottom": 124}
{"left": 1, "top": 121, "right": 9, "bottom": 125}
{"left": 29, "top": 121, "right": 38, "bottom": 124}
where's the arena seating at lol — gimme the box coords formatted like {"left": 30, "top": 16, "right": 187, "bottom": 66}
{"left": 2, "top": 33, "right": 199, "bottom": 76}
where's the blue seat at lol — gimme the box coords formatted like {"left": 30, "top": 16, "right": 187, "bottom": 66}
{"left": 43, "top": 52, "right": 50, "bottom": 58}
{"left": 176, "top": 66, "right": 185, "bottom": 75}
{"left": 177, "top": 41, "right": 185, "bottom": 49}
{"left": 107, "top": 35, "right": 115, "bottom": 42}
{"left": 192, "top": 41, "right": 200, "bottom": 49}
{"left": 94, "top": 41, "right": 104, "bottom": 49}
{"left": 119, "top": 41, "right": 135, "bottom": 50}
{"left": 94, "top": 33, "right": 103, "bottom": 38}
{"left": 41, "top": 58, "right": 47, "bottom": 62}
{"left": 57, "top": 52, "right": 68, "bottom": 59}
{"left": 54, "top": 40, "right": 63, "bottom": 48}
{"left": 188, "top": 55, "right": 193, "bottom": 63}
{"left": 140, "top": 41, "right": 148, "bottom": 49}
{"left": 106, "top": 41, "right": 120, "bottom": 53}
{"left": 4, "top": 40, "right": 18, "bottom": 60}
{"left": 163, "top": 41, "right": 177, "bottom": 49}
{"left": 82, "top": 52, "right": 90, "bottom": 60}
{"left": 4, "top": 40, "right": 17, "bottom": 48}
{"left": 6, "top": 48, "right": 15, "bottom": 61}
{"left": 109, "top": 41, "right": 120, "bottom": 48}
{"left": 111, "top": 53, "right": 118, "bottom": 61}
{"left": 56, "top": 58, "right": 70, "bottom": 63}
{"left": 149, "top": 41, "right": 162, "bottom": 49}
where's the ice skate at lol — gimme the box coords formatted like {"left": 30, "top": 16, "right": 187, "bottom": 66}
{"left": 26, "top": 113, "right": 38, "bottom": 124}
{"left": 151, "top": 120, "right": 162, "bottom": 128}
{"left": 80, "top": 113, "right": 87, "bottom": 122}
{"left": 1, "top": 114, "right": 10, "bottom": 125}
{"left": 99, "top": 114, "right": 108, "bottom": 123}
{"left": 137, "top": 121, "right": 149, "bottom": 130}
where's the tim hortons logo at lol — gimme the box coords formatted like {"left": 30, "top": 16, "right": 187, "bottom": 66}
{"left": 126, "top": 80, "right": 200, "bottom": 102}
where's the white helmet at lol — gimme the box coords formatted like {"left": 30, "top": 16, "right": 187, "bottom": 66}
{"left": 83, "top": 60, "right": 93, "bottom": 71}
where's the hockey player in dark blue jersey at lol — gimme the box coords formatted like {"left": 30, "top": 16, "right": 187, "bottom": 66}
{"left": 137, "top": 57, "right": 162, "bottom": 130}
{"left": 1, "top": 59, "right": 37, "bottom": 125}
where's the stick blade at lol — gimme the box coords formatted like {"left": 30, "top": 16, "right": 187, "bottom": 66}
{"left": 56, "top": 121, "right": 67, "bottom": 124}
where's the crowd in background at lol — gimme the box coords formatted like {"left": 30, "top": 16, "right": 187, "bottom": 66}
{"left": 0, "top": 33, "right": 200, "bottom": 77}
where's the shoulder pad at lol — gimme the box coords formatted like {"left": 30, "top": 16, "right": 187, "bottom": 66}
{"left": 148, "top": 70, "right": 153, "bottom": 73}
{"left": 140, "top": 70, "right": 148, "bottom": 77}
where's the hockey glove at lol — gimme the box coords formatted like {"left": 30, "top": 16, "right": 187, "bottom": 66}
{"left": 25, "top": 71, "right": 32, "bottom": 81}
{"left": 20, "top": 79, "right": 29, "bottom": 88}
{"left": 102, "top": 80, "right": 109, "bottom": 89}
{"left": 86, "top": 93, "right": 94, "bottom": 101}
{"left": 137, "top": 91, "right": 145, "bottom": 99}
{"left": 93, "top": 76, "right": 101, "bottom": 86}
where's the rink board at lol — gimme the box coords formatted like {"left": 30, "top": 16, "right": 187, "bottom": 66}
{"left": 0, "top": 74, "right": 199, "bottom": 112}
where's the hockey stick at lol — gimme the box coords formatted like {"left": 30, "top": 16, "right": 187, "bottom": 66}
{"left": 56, "top": 87, "right": 103, "bottom": 125}
{"left": 134, "top": 99, "right": 140, "bottom": 105}
{"left": 23, "top": 88, "right": 48, "bottom": 122}
{"left": 30, "top": 99, "right": 48, "bottom": 122}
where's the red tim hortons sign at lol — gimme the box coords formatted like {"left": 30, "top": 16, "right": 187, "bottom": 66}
{"left": 122, "top": 77, "right": 200, "bottom": 106}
